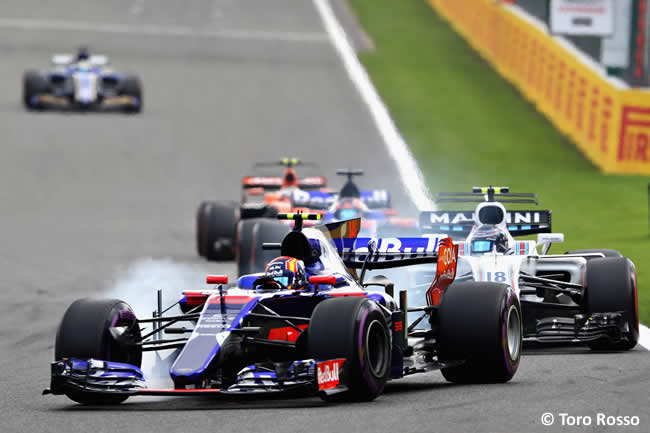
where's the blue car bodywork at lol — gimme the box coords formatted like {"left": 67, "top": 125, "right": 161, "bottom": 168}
{"left": 46, "top": 217, "right": 451, "bottom": 400}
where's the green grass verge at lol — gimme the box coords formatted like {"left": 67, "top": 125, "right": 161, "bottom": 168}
{"left": 348, "top": 0, "right": 650, "bottom": 324}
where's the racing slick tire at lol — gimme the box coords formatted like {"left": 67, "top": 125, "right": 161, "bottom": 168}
{"left": 117, "top": 76, "right": 143, "bottom": 113}
{"left": 251, "top": 220, "right": 290, "bottom": 274}
{"left": 565, "top": 249, "right": 623, "bottom": 259}
{"left": 23, "top": 70, "right": 50, "bottom": 110}
{"left": 308, "top": 297, "right": 391, "bottom": 402}
{"left": 197, "top": 201, "right": 238, "bottom": 261}
{"left": 585, "top": 257, "right": 638, "bottom": 351}
{"left": 237, "top": 218, "right": 259, "bottom": 276}
{"left": 55, "top": 298, "right": 142, "bottom": 405}
{"left": 438, "top": 282, "right": 522, "bottom": 384}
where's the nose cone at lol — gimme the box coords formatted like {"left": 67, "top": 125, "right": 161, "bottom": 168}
{"left": 170, "top": 331, "right": 230, "bottom": 385}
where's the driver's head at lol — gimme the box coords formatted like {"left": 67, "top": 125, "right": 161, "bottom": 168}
{"left": 262, "top": 256, "right": 307, "bottom": 291}
{"left": 470, "top": 225, "right": 511, "bottom": 254}
{"left": 77, "top": 46, "right": 90, "bottom": 61}
{"left": 330, "top": 198, "right": 366, "bottom": 220}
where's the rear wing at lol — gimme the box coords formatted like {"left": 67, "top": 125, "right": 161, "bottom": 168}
{"left": 435, "top": 187, "right": 538, "bottom": 204}
{"left": 291, "top": 189, "right": 391, "bottom": 209}
{"left": 241, "top": 176, "right": 327, "bottom": 190}
{"left": 332, "top": 236, "right": 444, "bottom": 269}
{"left": 51, "top": 54, "right": 108, "bottom": 66}
{"left": 419, "top": 210, "right": 552, "bottom": 237}
{"left": 360, "top": 190, "right": 390, "bottom": 209}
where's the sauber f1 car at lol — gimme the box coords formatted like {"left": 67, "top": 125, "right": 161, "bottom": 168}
{"left": 196, "top": 158, "right": 327, "bottom": 272}
{"left": 417, "top": 186, "right": 639, "bottom": 351}
{"left": 45, "top": 213, "right": 522, "bottom": 405}
{"left": 23, "top": 47, "right": 142, "bottom": 113}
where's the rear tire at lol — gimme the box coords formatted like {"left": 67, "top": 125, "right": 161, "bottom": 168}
{"left": 55, "top": 298, "right": 142, "bottom": 404}
{"left": 438, "top": 282, "right": 522, "bottom": 383}
{"left": 237, "top": 219, "right": 259, "bottom": 276}
{"left": 23, "top": 70, "right": 50, "bottom": 110}
{"left": 117, "top": 76, "right": 143, "bottom": 113}
{"left": 308, "top": 297, "right": 391, "bottom": 402}
{"left": 197, "top": 201, "right": 238, "bottom": 261}
{"left": 585, "top": 257, "right": 638, "bottom": 351}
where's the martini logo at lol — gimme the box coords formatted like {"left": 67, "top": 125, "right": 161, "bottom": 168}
{"left": 422, "top": 211, "right": 550, "bottom": 226}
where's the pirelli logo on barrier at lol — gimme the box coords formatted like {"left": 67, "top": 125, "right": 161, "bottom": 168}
{"left": 428, "top": 0, "right": 650, "bottom": 176}
{"left": 617, "top": 106, "right": 650, "bottom": 163}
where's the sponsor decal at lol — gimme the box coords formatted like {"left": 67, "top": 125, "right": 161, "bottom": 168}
{"left": 426, "top": 237, "right": 458, "bottom": 306}
{"left": 316, "top": 359, "right": 345, "bottom": 390}
{"left": 299, "top": 176, "right": 327, "bottom": 186}
{"left": 243, "top": 176, "right": 282, "bottom": 186}
{"left": 335, "top": 237, "right": 440, "bottom": 263}
{"left": 424, "top": 211, "right": 547, "bottom": 225}
{"left": 617, "top": 106, "right": 650, "bottom": 162}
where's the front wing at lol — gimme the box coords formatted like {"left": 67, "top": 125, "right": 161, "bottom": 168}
{"left": 30, "top": 94, "right": 140, "bottom": 111}
{"left": 44, "top": 358, "right": 350, "bottom": 398}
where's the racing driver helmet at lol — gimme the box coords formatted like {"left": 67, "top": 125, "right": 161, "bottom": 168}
{"left": 259, "top": 256, "right": 308, "bottom": 292}
{"left": 469, "top": 225, "right": 512, "bottom": 254}
{"left": 77, "top": 46, "right": 90, "bottom": 61}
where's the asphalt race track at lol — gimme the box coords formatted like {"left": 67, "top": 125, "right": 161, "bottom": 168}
{"left": 0, "top": 1, "right": 648, "bottom": 432}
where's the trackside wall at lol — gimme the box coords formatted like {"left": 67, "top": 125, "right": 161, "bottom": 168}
{"left": 428, "top": 0, "right": 650, "bottom": 175}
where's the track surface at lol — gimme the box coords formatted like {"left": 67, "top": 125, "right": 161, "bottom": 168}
{"left": 0, "top": 1, "right": 647, "bottom": 432}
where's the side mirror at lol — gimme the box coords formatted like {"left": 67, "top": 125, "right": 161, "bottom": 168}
{"left": 537, "top": 233, "right": 564, "bottom": 255}
{"left": 309, "top": 276, "right": 336, "bottom": 285}
{"left": 206, "top": 275, "right": 228, "bottom": 284}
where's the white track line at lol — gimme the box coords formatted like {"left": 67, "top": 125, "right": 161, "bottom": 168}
{"left": 312, "top": 0, "right": 434, "bottom": 211}
{"left": 640, "top": 324, "right": 650, "bottom": 350}
{"left": 314, "top": 0, "right": 649, "bottom": 350}
{"left": 0, "top": 17, "right": 328, "bottom": 43}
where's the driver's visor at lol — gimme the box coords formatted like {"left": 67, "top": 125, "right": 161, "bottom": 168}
{"left": 273, "top": 276, "right": 289, "bottom": 287}
{"left": 471, "top": 240, "right": 493, "bottom": 253}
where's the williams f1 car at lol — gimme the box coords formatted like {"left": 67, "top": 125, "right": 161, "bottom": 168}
{"left": 45, "top": 213, "right": 522, "bottom": 404}
{"left": 416, "top": 186, "right": 639, "bottom": 350}
{"left": 23, "top": 47, "right": 142, "bottom": 113}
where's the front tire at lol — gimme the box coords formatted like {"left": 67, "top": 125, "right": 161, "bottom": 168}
{"left": 55, "top": 298, "right": 142, "bottom": 404}
{"left": 585, "top": 257, "right": 638, "bottom": 351}
{"left": 23, "top": 70, "right": 50, "bottom": 110}
{"left": 117, "top": 76, "right": 143, "bottom": 113}
{"left": 308, "top": 297, "right": 391, "bottom": 401}
{"left": 438, "top": 282, "right": 522, "bottom": 383}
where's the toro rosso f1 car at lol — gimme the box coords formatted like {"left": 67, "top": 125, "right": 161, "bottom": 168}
{"left": 416, "top": 186, "right": 639, "bottom": 350}
{"left": 45, "top": 213, "right": 522, "bottom": 404}
{"left": 291, "top": 169, "right": 418, "bottom": 236}
{"left": 23, "top": 47, "right": 142, "bottom": 113}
